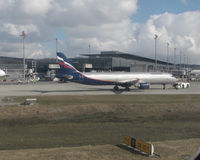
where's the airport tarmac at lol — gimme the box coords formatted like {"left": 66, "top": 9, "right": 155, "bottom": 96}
{"left": 0, "top": 81, "right": 200, "bottom": 98}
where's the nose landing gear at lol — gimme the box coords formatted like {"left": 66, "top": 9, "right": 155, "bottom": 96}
{"left": 163, "top": 84, "right": 166, "bottom": 90}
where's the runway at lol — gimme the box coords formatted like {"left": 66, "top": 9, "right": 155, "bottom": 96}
{"left": 0, "top": 81, "right": 200, "bottom": 98}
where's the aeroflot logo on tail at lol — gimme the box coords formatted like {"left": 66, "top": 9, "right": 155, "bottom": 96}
{"left": 57, "top": 56, "right": 77, "bottom": 71}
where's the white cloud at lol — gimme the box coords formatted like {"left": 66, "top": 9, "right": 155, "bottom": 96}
{"left": 0, "top": 0, "right": 138, "bottom": 58}
{"left": 0, "top": 41, "right": 51, "bottom": 59}
{"left": 132, "top": 12, "right": 200, "bottom": 64}
{"left": 0, "top": 0, "right": 200, "bottom": 64}
{"left": 22, "top": 0, "right": 53, "bottom": 16}
{"left": 1, "top": 23, "right": 39, "bottom": 36}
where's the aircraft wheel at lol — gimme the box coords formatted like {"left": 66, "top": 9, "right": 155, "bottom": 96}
{"left": 114, "top": 86, "right": 119, "bottom": 91}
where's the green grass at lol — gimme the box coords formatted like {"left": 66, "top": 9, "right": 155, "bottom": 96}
{"left": 0, "top": 95, "right": 199, "bottom": 150}
{"left": 7, "top": 94, "right": 200, "bottom": 105}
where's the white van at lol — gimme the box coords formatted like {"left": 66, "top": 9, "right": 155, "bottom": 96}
{"left": 173, "top": 82, "right": 190, "bottom": 89}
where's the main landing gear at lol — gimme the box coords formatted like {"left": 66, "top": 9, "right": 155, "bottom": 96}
{"left": 125, "top": 87, "right": 130, "bottom": 91}
{"left": 113, "top": 86, "right": 131, "bottom": 91}
{"left": 113, "top": 85, "right": 119, "bottom": 91}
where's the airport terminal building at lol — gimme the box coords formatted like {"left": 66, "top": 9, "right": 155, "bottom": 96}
{"left": 0, "top": 50, "right": 199, "bottom": 80}
{"left": 70, "top": 51, "right": 173, "bottom": 72}
{"left": 0, "top": 50, "right": 173, "bottom": 73}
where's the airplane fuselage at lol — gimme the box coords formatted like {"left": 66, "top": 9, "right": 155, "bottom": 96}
{"left": 66, "top": 71, "right": 177, "bottom": 86}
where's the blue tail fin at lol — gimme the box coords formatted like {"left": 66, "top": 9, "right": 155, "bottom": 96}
{"left": 57, "top": 52, "right": 79, "bottom": 76}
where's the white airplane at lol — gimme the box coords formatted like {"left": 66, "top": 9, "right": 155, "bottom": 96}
{"left": 56, "top": 52, "right": 178, "bottom": 91}
{"left": 0, "top": 69, "right": 6, "bottom": 77}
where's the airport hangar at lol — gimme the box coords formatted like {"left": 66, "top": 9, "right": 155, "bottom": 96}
{"left": 0, "top": 50, "right": 200, "bottom": 80}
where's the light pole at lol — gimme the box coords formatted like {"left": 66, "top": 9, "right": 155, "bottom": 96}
{"left": 21, "top": 31, "right": 26, "bottom": 80}
{"left": 89, "top": 44, "right": 91, "bottom": 54}
{"left": 174, "top": 47, "right": 176, "bottom": 70}
{"left": 179, "top": 49, "right": 182, "bottom": 69}
{"left": 183, "top": 52, "right": 185, "bottom": 69}
{"left": 154, "top": 34, "right": 158, "bottom": 72}
{"left": 56, "top": 38, "right": 58, "bottom": 54}
{"left": 167, "top": 42, "right": 169, "bottom": 72}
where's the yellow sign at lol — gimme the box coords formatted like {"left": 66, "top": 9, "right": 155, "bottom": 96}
{"left": 123, "top": 136, "right": 154, "bottom": 155}
{"left": 135, "top": 139, "right": 152, "bottom": 155}
{"left": 124, "top": 136, "right": 132, "bottom": 146}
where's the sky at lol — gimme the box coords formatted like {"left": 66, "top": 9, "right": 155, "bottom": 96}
{"left": 0, "top": 0, "right": 200, "bottom": 64}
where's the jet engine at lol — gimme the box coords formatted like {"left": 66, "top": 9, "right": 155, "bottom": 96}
{"left": 139, "top": 82, "right": 150, "bottom": 89}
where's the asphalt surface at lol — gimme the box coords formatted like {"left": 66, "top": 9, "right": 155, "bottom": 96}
{"left": 0, "top": 81, "right": 200, "bottom": 98}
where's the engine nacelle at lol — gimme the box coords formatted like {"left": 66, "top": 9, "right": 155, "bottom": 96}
{"left": 139, "top": 82, "right": 150, "bottom": 89}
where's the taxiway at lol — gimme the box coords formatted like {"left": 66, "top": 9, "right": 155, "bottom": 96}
{"left": 0, "top": 81, "right": 200, "bottom": 98}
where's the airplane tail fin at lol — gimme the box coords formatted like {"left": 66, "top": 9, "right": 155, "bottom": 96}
{"left": 56, "top": 52, "right": 79, "bottom": 77}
